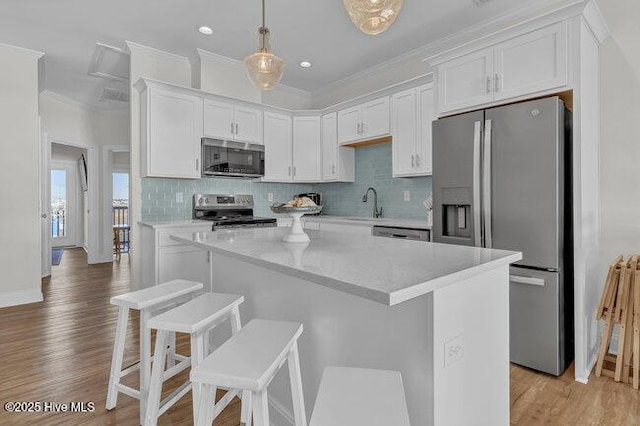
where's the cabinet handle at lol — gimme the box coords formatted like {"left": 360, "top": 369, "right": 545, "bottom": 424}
{"left": 230, "top": 122, "right": 235, "bottom": 135}
{"left": 288, "top": 166, "right": 292, "bottom": 176}
{"left": 196, "top": 158, "right": 199, "bottom": 171}
{"left": 293, "top": 166, "right": 297, "bottom": 177}
{"left": 356, "top": 123, "right": 361, "bottom": 134}
{"left": 361, "top": 122, "right": 365, "bottom": 134}
{"left": 415, "top": 154, "right": 420, "bottom": 167}
{"left": 486, "top": 76, "right": 492, "bottom": 94}
{"left": 411, "top": 154, "right": 415, "bottom": 168}
{"left": 236, "top": 123, "right": 239, "bottom": 135}
{"left": 494, "top": 74, "right": 500, "bottom": 92}
{"left": 332, "top": 164, "right": 336, "bottom": 175}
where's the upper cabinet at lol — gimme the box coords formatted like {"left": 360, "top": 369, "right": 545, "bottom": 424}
{"left": 435, "top": 22, "right": 568, "bottom": 114}
{"left": 292, "top": 116, "right": 322, "bottom": 181}
{"left": 337, "top": 96, "right": 390, "bottom": 144}
{"left": 322, "top": 113, "right": 355, "bottom": 182}
{"left": 139, "top": 83, "right": 203, "bottom": 179}
{"left": 203, "top": 99, "right": 263, "bottom": 144}
{"left": 263, "top": 111, "right": 292, "bottom": 181}
{"left": 392, "top": 84, "right": 434, "bottom": 177}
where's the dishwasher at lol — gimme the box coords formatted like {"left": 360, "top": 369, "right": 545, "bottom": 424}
{"left": 371, "top": 225, "right": 430, "bottom": 242}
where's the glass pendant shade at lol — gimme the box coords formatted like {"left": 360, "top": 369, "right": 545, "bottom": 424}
{"left": 343, "top": 0, "right": 404, "bottom": 35}
{"left": 244, "top": 27, "right": 284, "bottom": 91}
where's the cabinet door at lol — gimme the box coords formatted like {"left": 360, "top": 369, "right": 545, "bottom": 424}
{"left": 392, "top": 89, "right": 418, "bottom": 177}
{"left": 234, "top": 105, "right": 263, "bottom": 144}
{"left": 263, "top": 111, "right": 293, "bottom": 181}
{"left": 203, "top": 99, "right": 234, "bottom": 140}
{"left": 416, "top": 84, "right": 435, "bottom": 175}
{"left": 321, "top": 113, "right": 338, "bottom": 180}
{"left": 147, "top": 88, "right": 202, "bottom": 178}
{"left": 437, "top": 48, "right": 494, "bottom": 113}
{"left": 337, "top": 106, "right": 361, "bottom": 144}
{"left": 362, "top": 96, "right": 390, "bottom": 139}
{"left": 493, "top": 22, "right": 567, "bottom": 101}
{"left": 293, "top": 116, "right": 322, "bottom": 181}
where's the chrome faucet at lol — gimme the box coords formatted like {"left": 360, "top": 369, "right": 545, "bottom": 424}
{"left": 362, "top": 187, "right": 383, "bottom": 218}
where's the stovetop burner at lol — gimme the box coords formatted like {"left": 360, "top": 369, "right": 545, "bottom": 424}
{"left": 192, "top": 194, "right": 276, "bottom": 229}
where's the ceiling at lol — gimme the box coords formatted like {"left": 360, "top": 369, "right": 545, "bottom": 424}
{"left": 0, "top": 0, "right": 543, "bottom": 110}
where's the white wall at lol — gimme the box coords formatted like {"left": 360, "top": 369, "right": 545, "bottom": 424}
{"left": 126, "top": 41, "right": 192, "bottom": 289}
{"left": 0, "top": 43, "right": 43, "bottom": 307}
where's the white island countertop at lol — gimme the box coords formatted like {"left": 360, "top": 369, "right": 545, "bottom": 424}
{"left": 172, "top": 227, "right": 521, "bottom": 306}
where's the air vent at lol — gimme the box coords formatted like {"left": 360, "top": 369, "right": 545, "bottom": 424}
{"left": 99, "top": 87, "right": 129, "bottom": 103}
{"left": 472, "top": 0, "right": 492, "bottom": 6}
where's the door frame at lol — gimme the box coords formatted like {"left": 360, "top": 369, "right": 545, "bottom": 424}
{"left": 43, "top": 137, "right": 99, "bottom": 263}
{"left": 40, "top": 129, "right": 51, "bottom": 277}
{"left": 102, "top": 145, "right": 130, "bottom": 263}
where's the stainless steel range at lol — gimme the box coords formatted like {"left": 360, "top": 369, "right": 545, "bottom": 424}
{"left": 193, "top": 194, "right": 277, "bottom": 230}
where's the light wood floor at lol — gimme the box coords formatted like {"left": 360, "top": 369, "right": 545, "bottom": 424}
{"left": 0, "top": 248, "right": 638, "bottom": 425}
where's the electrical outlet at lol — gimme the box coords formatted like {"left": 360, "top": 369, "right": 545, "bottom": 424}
{"left": 444, "top": 335, "right": 464, "bottom": 367}
{"left": 268, "top": 193, "right": 274, "bottom": 202}
{"left": 176, "top": 192, "right": 183, "bottom": 203}
{"left": 403, "top": 191, "right": 411, "bottom": 202}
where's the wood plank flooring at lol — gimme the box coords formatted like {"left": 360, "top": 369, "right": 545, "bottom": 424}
{"left": 0, "top": 248, "right": 638, "bottom": 425}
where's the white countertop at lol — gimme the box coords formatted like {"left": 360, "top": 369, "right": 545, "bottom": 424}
{"left": 139, "top": 215, "right": 431, "bottom": 230}
{"left": 171, "top": 227, "right": 521, "bottom": 306}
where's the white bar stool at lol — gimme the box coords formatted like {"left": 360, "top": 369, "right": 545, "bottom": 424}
{"left": 309, "top": 367, "right": 410, "bottom": 426}
{"left": 143, "top": 292, "right": 247, "bottom": 426}
{"left": 106, "top": 279, "right": 203, "bottom": 424}
{"left": 190, "top": 319, "right": 306, "bottom": 426}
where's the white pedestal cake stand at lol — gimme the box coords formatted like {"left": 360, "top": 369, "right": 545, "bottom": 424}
{"left": 271, "top": 205, "right": 323, "bottom": 243}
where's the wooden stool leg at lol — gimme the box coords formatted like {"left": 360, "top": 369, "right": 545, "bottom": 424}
{"left": 191, "top": 333, "right": 206, "bottom": 420}
{"left": 106, "top": 306, "right": 129, "bottom": 410}
{"left": 140, "top": 309, "right": 153, "bottom": 425}
{"left": 229, "top": 305, "right": 253, "bottom": 425}
{"left": 144, "top": 330, "right": 169, "bottom": 426}
{"left": 288, "top": 341, "right": 307, "bottom": 426}
{"left": 595, "top": 313, "right": 615, "bottom": 377}
{"left": 166, "top": 332, "right": 176, "bottom": 368}
{"left": 252, "top": 390, "right": 270, "bottom": 426}
{"left": 195, "top": 384, "right": 217, "bottom": 426}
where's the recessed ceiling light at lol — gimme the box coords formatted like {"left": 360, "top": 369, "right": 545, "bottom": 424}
{"left": 198, "top": 26, "right": 213, "bottom": 35}
{"left": 299, "top": 61, "right": 312, "bottom": 68}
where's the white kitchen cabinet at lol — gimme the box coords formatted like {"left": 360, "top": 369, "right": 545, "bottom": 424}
{"left": 263, "top": 111, "right": 293, "bottom": 181}
{"left": 203, "top": 99, "right": 263, "bottom": 144}
{"left": 416, "top": 84, "right": 435, "bottom": 175}
{"left": 337, "top": 96, "right": 390, "bottom": 144}
{"left": 292, "top": 116, "right": 322, "bottom": 181}
{"left": 140, "top": 85, "right": 203, "bottom": 179}
{"left": 140, "top": 223, "right": 212, "bottom": 289}
{"left": 436, "top": 48, "right": 494, "bottom": 113}
{"left": 322, "top": 113, "right": 355, "bottom": 182}
{"left": 493, "top": 22, "right": 567, "bottom": 101}
{"left": 392, "top": 84, "right": 434, "bottom": 177}
{"left": 435, "top": 22, "right": 567, "bottom": 114}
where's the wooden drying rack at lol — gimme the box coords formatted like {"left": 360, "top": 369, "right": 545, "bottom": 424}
{"left": 595, "top": 255, "right": 640, "bottom": 389}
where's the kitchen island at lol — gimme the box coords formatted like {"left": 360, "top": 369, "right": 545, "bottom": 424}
{"left": 172, "top": 227, "right": 521, "bottom": 426}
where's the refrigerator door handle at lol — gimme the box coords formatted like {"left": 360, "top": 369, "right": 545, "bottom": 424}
{"left": 511, "top": 275, "right": 546, "bottom": 287}
{"left": 483, "top": 119, "right": 493, "bottom": 248}
{"left": 473, "top": 120, "right": 482, "bottom": 246}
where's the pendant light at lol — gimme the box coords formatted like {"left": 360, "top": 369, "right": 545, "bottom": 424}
{"left": 342, "top": 0, "right": 404, "bottom": 36}
{"left": 244, "top": 0, "right": 285, "bottom": 91}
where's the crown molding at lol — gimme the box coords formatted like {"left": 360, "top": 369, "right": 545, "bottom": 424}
{"left": 0, "top": 42, "right": 44, "bottom": 59}
{"left": 124, "top": 41, "right": 190, "bottom": 64}
{"left": 582, "top": 0, "right": 610, "bottom": 44}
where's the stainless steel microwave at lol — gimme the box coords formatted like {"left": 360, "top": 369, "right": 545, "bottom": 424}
{"left": 201, "top": 138, "right": 265, "bottom": 178}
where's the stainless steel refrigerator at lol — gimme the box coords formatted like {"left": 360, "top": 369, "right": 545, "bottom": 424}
{"left": 432, "top": 96, "right": 573, "bottom": 376}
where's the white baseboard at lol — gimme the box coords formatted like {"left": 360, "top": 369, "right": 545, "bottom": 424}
{"left": 0, "top": 288, "right": 43, "bottom": 308}
{"left": 269, "top": 395, "right": 294, "bottom": 426}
